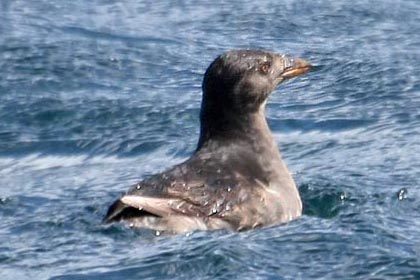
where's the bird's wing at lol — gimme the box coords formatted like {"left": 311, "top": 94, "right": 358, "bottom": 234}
{"left": 103, "top": 160, "right": 253, "bottom": 225}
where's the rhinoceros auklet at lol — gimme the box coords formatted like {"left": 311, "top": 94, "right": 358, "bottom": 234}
{"left": 104, "top": 49, "right": 311, "bottom": 233}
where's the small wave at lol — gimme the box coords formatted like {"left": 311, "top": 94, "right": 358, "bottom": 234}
{"left": 59, "top": 26, "right": 183, "bottom": 46}
{"left": 300, "top": 182, "right": 347, "bottom": 219}
{"left": 271, "top": 118, "right": 376, "bottom": 133}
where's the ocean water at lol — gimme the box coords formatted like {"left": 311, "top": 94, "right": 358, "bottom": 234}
{"left": 1, "top": 0, "right": 420, "bottom": 279}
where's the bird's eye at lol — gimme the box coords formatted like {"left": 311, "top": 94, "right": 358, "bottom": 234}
{"left": 259, "top": 62, "right": 271, "bottom": 74}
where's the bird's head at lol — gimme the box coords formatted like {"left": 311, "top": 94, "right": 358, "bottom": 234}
{"left": 202, "top": 49, "right": 311, "bottom": 113}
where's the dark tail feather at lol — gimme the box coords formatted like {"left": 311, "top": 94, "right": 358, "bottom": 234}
{"left": 102, "top": 199, "right": 127, "bottom": 223}
{"left": 103, "top": 198, "right": 160, "bottom": 224}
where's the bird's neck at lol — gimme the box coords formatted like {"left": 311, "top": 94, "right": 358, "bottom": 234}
{"left": 196, "top": 105, "right": 280, "bottom": 158}
{"left": 195, "top": 103, "right": 296, "bottom": 188}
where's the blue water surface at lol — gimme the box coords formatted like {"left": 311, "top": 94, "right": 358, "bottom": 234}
{"left": 1, "top": 0, "right": 420, "bottom": 279}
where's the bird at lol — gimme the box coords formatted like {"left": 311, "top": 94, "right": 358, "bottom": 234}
{"left": 103, "top": 49, "right": 311, "bottom": 233}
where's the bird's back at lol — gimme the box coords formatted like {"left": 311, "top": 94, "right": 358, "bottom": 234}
{"left": 104, "top": 140, "right": 301, "bottom": 233}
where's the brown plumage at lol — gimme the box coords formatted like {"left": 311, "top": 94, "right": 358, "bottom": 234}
{"left": 103, "top": 49, "right": 311, "bottom": 233}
